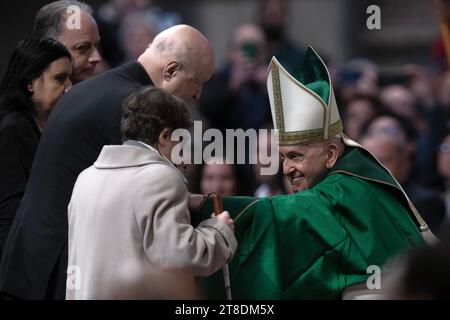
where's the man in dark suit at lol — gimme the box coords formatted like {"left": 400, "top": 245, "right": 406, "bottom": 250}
{"left": 0, "top": 24, "right": 215, "bottom": 299}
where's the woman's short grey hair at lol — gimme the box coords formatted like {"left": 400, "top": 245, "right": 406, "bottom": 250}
{"left": 32, "top": 0, "right": 93, "bottom": 39}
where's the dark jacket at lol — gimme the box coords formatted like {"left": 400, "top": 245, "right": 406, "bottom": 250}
{"left": 0, "top": 61, "right": 153, "bottom": 299}
{"left": 0, "top": 111, "right": 40, "bottom": 259}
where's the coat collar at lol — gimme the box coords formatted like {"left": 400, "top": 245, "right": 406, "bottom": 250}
{"left": 122, "top": 61, "right": 153, "bottom": 86}
{"left": 94, "top": 140, "right": 187, "bottom": 183}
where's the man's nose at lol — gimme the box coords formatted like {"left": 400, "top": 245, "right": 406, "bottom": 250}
{"left": 89, "top": 47, "right": 102, "bottom": 64}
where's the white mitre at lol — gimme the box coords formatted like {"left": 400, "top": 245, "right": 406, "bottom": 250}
{"left": 267, "top": 46, "right": 343, "bottom": 145}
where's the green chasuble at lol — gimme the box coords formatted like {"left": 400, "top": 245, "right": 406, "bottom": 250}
{"left": 198, "top": 147, "right": 425, "bottom": 299}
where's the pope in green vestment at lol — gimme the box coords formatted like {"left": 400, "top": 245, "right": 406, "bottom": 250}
{"left": 196, "top": 47, "right": 433, "bottom": 299}
{"left": 199, "top": 146, "right": 426, "bottom": 299}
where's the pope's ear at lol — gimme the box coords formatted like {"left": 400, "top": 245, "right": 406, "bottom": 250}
{"left": 326, "top": 143, "right": 339, "bottom": 169}
{"left": 162, "top": 61, "right": 179, "bottom": 81}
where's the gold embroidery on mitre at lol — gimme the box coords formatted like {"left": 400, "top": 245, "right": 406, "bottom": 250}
{"left": 278, "top": 119, "right": 343, "bottom": 145}
{"left": 270, "top": 60, "right": 285, "bottom": 131}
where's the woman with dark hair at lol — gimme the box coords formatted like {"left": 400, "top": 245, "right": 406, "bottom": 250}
{"left": 0, "top": 37, "right": 72, "bottom": 257}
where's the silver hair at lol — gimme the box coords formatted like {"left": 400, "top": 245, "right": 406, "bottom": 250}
{"left": 32, "top": 0, "right": 93, "bottom": 39}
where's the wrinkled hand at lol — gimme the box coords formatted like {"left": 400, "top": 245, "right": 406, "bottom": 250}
{"left": 212, "top": 211, "right": 235, "bottom": 233}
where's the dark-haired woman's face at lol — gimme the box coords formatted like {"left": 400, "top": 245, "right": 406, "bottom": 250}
{"left": 29, "top": 57, "right": 72, "bottom": 116}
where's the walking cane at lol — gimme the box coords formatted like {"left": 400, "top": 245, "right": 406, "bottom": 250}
{"left": 212, "top": 194, "right": 232, "bottom": 300}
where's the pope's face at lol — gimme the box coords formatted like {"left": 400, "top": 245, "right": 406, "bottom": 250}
{"left": 279, "top": 143, "right": 329, "bottom": 192}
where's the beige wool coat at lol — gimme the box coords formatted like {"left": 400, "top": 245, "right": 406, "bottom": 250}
{"left": 66, "top": 141, "right": 237, "bottom": 299}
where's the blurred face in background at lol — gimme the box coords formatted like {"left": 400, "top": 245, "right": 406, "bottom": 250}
{"left": 58, "top": 12, "right": 102, "bottom": 83}
{"left": 361, "top": 134, "right": 408, "bottom": 183}
{"left": 365, "top": 116, "right": 408, "bottom": 142}
{"left": 344, "top": 97, "right": 377, "bottom": 141}
{"left": 361, "top": 115, "right": 414, "bottom": 185}
{"left": 438, "top": 134, "right": 450, "bottom": 180}
{"left": 124, "top": 24, "right": 156, "bottom": 60}
{"left": 259, "top": 0, "right": 287, "bottom": 41}
{"left": 380, "top": 85, "right": 417, "bottom": 119}
{"left": 120, "top": 11, "right": 158, "bottom": 61}
{"left": 229, "top": 24, "right": 267, "bottom": 67}
{"left": 29, "top": 57, "right": 73, "bottom": 116}
{"left": 111, "top": 0, "right": 137, "bottom": 15}
{"left": 200, "top": 163, "right": 237, "bottom": 196}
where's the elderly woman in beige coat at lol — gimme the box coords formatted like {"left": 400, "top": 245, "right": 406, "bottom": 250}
{"left": 66, "top": 86, "right": 237, "bottom": 300}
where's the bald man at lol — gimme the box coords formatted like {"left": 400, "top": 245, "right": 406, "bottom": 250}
{"left": 0, "top": 24, "right": 215, "bottom": 300}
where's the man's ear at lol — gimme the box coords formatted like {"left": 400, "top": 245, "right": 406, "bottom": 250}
{"left": 162, "top": 61, "right": 179, "bottom": 81}
{"left": 326, "top": 143, "right": 339, "bottom": 169}
{"left": 158, "top": 127, "right": 173, "bottom": 147}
